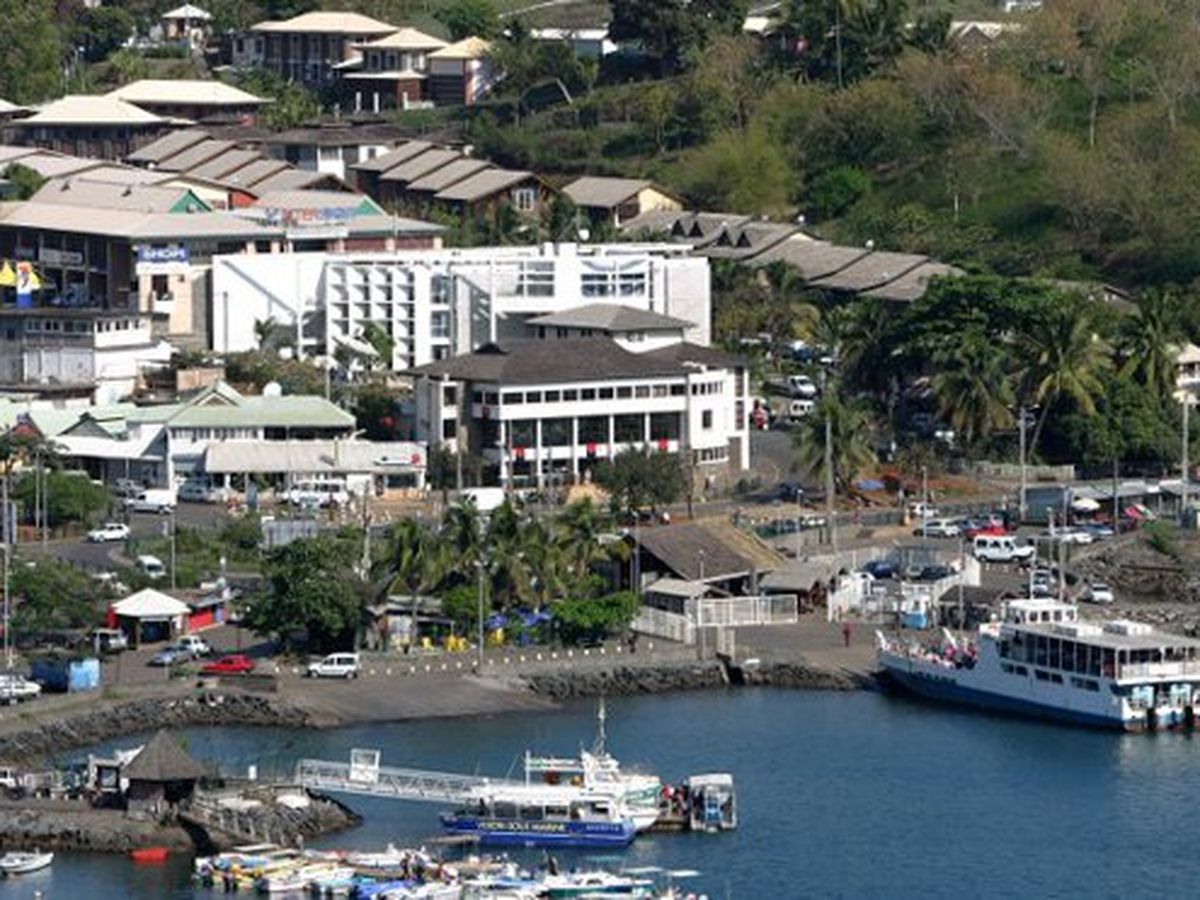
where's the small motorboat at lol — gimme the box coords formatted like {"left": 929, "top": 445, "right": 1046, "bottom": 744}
{"left": 0, "top": 850, "right": 54, "bottom": 874}
{"left": 130, "top": 846, "right": 169, "bottom": 864}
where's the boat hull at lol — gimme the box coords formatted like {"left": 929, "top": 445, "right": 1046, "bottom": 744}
{"left": 880, "top": 665, "right": 1133, "bottom": 731}
{"left": 440, "top": 814, "right": 636, "bottom": 848}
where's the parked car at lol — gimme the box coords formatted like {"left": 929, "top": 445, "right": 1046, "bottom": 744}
{"left": 201, "top": 655, "right": 255, "bottom": 676}
{"left": 148, "top": 644, "right": 195, "bottom": 666}
{"left": 176, "top": 635, "right": 212, "bottom": 657}
{"left": 1082, "top": 522, "right": 1116, "bottom": 540}
{"left": 178, "top": 481, "right": 229, "bottom": 504}
{"left": 90, "top": 628, "right": 128, "bottom": 654}
{"left": 909, "top": 502, "right": 940, "bottom": 519}
{"left": 776, "top": 481, "right": 805, "bottom": 503}
{"left": 307, "top": 652, "right": 361, "bottom": 679}
{"left": 1049, "top": 527, "right": 1094, "bottom": 546}
{"left": 862, "top": 560, "right": 899, "bottom": 579}
{"left": 914, "top": 518, "right": 961, "bottom": 538}
{"left": 86, "top": 522, "right": 130, "bottom": 543}
{"left": 89, "top": 571, "right": 129, "bottom": 596}
{"left": 788, "top": 398, "right": 816, "bottom": 421}
{"left": 111, "top": 478, "right": 142, "bottom": 499}
{"left": 960, "top": 518, "right": 1009, "bottom": 540}
{"left": 124, "top": 489, "right": 176, "bottom": 514}
{"left": 919, "top": 564, "right": 956, "bottom": 582}
{"left": 136, "top": 555, "right": 166, "bottom": 580}
{"left": 973, "top": 535, "right": 1035, "bottom": 563}
{"left": 0, "top": 674, "right": 40, "bottom": 704}
{"left": 1083, "top": 582, "right": 1115, "bottom": 604}
{"left": 902, "top": 563, "right": 926, "bottom": 581}
{"left": 787, "top": 374, "right": 819, "bottom": 398}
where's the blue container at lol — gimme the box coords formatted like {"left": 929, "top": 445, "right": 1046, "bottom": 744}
{"left": 31, "top": 657, "right": 101, "bottom": 693}
{"left": 901, "top": 611, "right": 929, "bottom": 630}
{"left": 68, "top": 658, "right": 101, "bottom": 692}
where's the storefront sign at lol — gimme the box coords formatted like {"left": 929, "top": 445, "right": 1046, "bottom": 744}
{"left": 135, "top": 244, "right": 190, "bottom": 275}
{"left": 38, "top": 247, "right": 83, "bottom": 266}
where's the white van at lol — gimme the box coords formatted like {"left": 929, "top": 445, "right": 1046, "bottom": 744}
{"left": 125, "top": 488, "right": 176, "bottom": 514}
{"left": 788, "top": 398, "right": 815, "bottom": 422}
{"left": 287, "top": 479, "right": 350, "bottom": 508}
{"left": 136, "top": 554, "right": 167, "bottom": 580}
{"left": 974, "top": 534, "right": 1035, "bottom": 563}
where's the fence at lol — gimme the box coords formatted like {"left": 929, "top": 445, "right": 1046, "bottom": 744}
{"left": 632, "top": 594, "right": 800, "bottom": 645}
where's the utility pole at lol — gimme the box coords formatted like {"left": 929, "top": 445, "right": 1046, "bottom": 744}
{"left": 1182, "top": 393, "right": 1191, "bottom": 523}
{"left": 475, "top": 562, "right": 485, "bottom": 674}
{"left": 1018, "top": 404, "right": 1027, "bottom": 524}
{"left": 1112, "top": 455, "right": 1120, "bottom": 530}
{"left": 2, "top": 471, "right": 8, "bottom": 670}
{"left": 834, "top": 0, "right": 844, "bottom": 90}
{"left": 921, "top": 465, "right": 929, "bottom": 541}
{"left": 822, "top": 369, "right": 836, "bottom": 558}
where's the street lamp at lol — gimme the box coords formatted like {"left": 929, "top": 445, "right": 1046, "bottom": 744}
{"left": 475, "top": 560, "right": 486, "bottom": 674}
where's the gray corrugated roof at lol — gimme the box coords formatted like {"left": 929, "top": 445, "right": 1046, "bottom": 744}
{"left": 562, "top": 176, "right": 650, "bottom": 209}
{"left": 808, "top": 251, "right": 929, "bottom": 292}
{"left": 250, "top": 168, "right": 335, "bottom": 192}
{"left": 747, "top": 238, "right": 870, "bottom": 279}
{"left": 862, "top": 262, "right": 962, "bottom": 302}
{"left": 185, "top": 147, "right": 263, "bottom": 181}
{"left": 434, "top": 168, "right": 532, "bottom": 202}
{"left": 123, "top": 730, "right": 206, "bottom": 782}
{"left": 220, "top": 157, "right": 289, "bottom": 188}
{"left": 407, "top": 338, "right": 685, "bottom": 385}
{"left": 642, "top": 342, "right": 746, "bottom": 369}
{"left": 528, "top": 303, "right": 691, "bottom": 333}
{"left": 32, "top": 177, "right": 201, "bottom": 213}
{"left": 405, "top": 158, "right": 490, "bottom": 193}
{"left": 379, "top": 148, "right": 461, "bottom": 185}
{"left": 155, "top": 139, "right": 236, "bottom": 172}
{"left": 617, "top": 209, "right": 686, "bottom": 235}
{"left": 126, "top": 129, "right": 211, "bottom": 164}
{"left": 636, "top": 519, "right": 784, "bottom": 581}
{"left": 352, "top": 141, "right": 433, "bottom": 173}
{"left": 203, "top": 439, "right": 424, "bottom": 474}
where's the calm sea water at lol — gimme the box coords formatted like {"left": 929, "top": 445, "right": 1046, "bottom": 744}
{"left": 3, "top": 688, "right": 1200, "bottom": 899}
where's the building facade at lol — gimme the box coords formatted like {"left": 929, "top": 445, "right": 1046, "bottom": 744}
{"left": 408, "top": 336, "right": 750, "bottom": 487}
{"left": 211, "top": 243, "right": 711, "bottom": 371}
{"left": 240, "top": 11, "right": 397, "bottom": 85}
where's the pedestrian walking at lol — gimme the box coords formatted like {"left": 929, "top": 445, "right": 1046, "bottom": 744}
{"left": 841, "top": 621, "right": 853, "bottom": 648}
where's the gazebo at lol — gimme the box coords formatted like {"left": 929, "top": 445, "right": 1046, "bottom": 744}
{"left": 111, "top": 588, "right": 190, "bottom": 646}
{"left": 123, "top": 730, "right": 206, "bottom": 814}
{"left": 161, "top": 3, "right": 212, "bottom": 48}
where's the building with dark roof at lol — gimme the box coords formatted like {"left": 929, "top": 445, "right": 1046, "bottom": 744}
{"left": 407, "top": 331, "right": 750, "bottom": 489}
{"left": 123, "top": 729, "right": 206, "bottom": 813}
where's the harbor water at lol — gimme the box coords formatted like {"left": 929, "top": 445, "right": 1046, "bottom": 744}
{"left": 5, "top": 687, "right": 1200, "bottom": 897}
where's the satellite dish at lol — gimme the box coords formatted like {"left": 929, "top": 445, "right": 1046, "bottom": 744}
{"left": 262, "top": 381, "right": 283, "bottom": 397}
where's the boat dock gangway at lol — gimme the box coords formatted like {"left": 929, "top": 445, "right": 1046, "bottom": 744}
{"left": 293, "top": 749, "right": 521, "bottom": 804}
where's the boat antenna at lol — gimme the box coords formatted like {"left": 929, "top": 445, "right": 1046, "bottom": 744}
{"left": 593, "top": 697, "right": 607, "bottom": 755}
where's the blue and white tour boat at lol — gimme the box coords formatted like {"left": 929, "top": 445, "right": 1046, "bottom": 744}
{"left": 877, "top": 598, "right": 1200, "bottom": 731}
{"left": 440, "top": 783, "right": 639, "bottom": 848}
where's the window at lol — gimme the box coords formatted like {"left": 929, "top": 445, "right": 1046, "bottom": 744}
{"left": 512, "top": 186, "right": 538, "bottom": 213}
{"left": 580, "top": 388, "right": 596, "bottom": 401}
{"left": 614, "top": 414, "right": 643, "bottom": 443}
{"left": 542, "top": 417, "right": 571, "bottom": 447}
{"left": 431, "top": 311, "right": 450, "bottom": 339}
{"left": 650, "top": 412, "right": 681, "bottom": 441}
{"left": 485, "top": 392, "right": 499, "bottom": 405}
{"left": 578, "top": 416, "right": 608, "bottom": 444}
{"left": 635, "top": 386, "right": 650, "bottom": 398}
{"left": 509, "top": 419, "right": 535, "bottom": 447}
{"left": 702, "top": 410, "right": 713, "bottom": 430}
{"left": 525, "top": 391, "right": 542, "bottom": 404}
{"left": 670, "top": 384, "right": 686, "bottom": 396}
{"left": 443, "top": 385, "right": 457, "bottom": 405}
{"left": 502, "top": 392, "right": 523, "bottom": 405}
{"left": 581, "top": 272, "right": 611, "bottom": 298}
{"left": 517, "top": 262, "right": 554, "bottom": 297}
{"left": 598, "top": 387, "right": 614, "bottom": 400}
{"left": 562, "top": 389, "right": 578, "bottom": 401}
{"left": 617, "top": 386, "right": 632, "bottom": 399}
{"left": 544, "top": 390, "right": 561, "bottom": 403}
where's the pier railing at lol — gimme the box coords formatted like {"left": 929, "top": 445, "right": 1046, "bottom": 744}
{"left": 1119, "top": 660, "right": 1200, "bottom": 680}
{"left": 294, "top": 752, "right": 521, "bottom": 804}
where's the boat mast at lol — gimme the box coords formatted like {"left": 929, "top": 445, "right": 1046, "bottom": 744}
{"left": 593, "top": 697, "right": 607, "bottom": 756}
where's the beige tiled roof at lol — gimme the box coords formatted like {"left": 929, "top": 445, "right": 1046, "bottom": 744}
{"left": 430, "top": 36, "right": 491, "bottom": 59}
{"left": 250, "top": 169, "right": 335, "bottom": 193}
{"left": 220, "top": 158, "right": 289, "bottom": 189}
{"left": 358, "top": 27, "right": 447, "bottom": 50}
{"left": 154, "top": 139, "right": 236, "bottom": 172}
{"left": 19, "top": 95, "right": 169, "bottom": 126}
{"left": 379, "top": 148, "right": 461, "bottom": 184}
{"left": 251, "top": 11, "right": 396, "bottom": 33}
{"left": 0, "top": 201, "right": 274, "bottom": 240}
{"left": 563, "top": 176, "right": 650, "bottom": 209}
{"left": 162, "top": 3, "right": 211, "bottom": 20}
{"left": 185, "top": 148, "right": 262, "bottom": 181}
{"left": 404, "top": 158, "right": 488, "bottom": 193}
{"left": 32, "top": 177, "right": 204, "bottom": 213}
{"left": 351, "top": 141, "right": 432, "bottom": 173}
{"left": 107, "top": 80, "right": 265, "bottom": 107}
{"left": 125, "top": 129, "right": 211, "bottom": 164}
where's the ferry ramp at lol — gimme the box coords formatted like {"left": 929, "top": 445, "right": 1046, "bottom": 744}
{"left": 294, "top": 749, "right": 522, "bottom": 803}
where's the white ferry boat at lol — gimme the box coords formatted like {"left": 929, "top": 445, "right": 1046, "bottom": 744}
{"left": 877, "top": 598, "right": 1200, "bottom": 731}
{"left": 440, "top": 783, "right": 641, "bottom": 847}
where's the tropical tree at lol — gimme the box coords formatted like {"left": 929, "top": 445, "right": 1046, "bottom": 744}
{"left": 374, "top": 518, "right": 433, "bottom": 597}
{"left": 1119, "top": 288, "right": 1183, "bottom": 401}
{"left": 792, "top": 393, "right": 877, "bottom": 493}
{"left": 442, "top": 498, "right": 484, "bottom": 570}
{"left": 930, "top": 329, "right": 1015, "bottom": 447}
{"left": 1020, "top": 297, "right": 1113, "bottom": 456}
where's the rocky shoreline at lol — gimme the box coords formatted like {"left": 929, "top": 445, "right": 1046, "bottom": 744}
{"left": 0, "top": 692, "right": 311, "bottom": 765}
{"left": 521, "top": 658, "right": 874, "bottom": 699}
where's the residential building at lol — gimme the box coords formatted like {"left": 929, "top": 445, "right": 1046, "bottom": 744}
{"left": 211, "top": 242, "right": 711, "bottom": 370}
{"left": 562, "top": 177, "right": 683, "bottom": 229}
{"left": 161, "top": 4, "right": 213, "bottom": 50}
{"left": 0, "top": 308, "right": 171, "bottom": 404}
{"left": 263, "top": 122, "right": 411, "bottom": 183}
{"left": 0, "top": 175, "right": 443, "bottom": 348}
{"left": 50, "top": 379, "right": 356, "bottom": 485}
{"left": 105, "top": 80, "right": 267, "bottom": 126}
{"left": 428, "top": 37, "right": 498, "bottom": 106}
{"left": 340, "top": 28, "right": 448, "bottom": 112}
{"left": 529, "top": 28, "right": 617, "bottom": 59}
{"left": 11, "top": 96, "right": 178, "bottom": 160}
{"left": 408, "top": 334, "right": 750, "bottom": 488}
{"left": 201, "top": 438, "right": 426, "bottom": 496}
{"left": 239, "top": 11, "right": 398, "bottom": 85}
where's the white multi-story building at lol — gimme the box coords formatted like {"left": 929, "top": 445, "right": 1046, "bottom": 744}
{"left": 408, "top": 329, "right": 750, "bottom": 488}
{"left": 211, "top": 242, "right": 711, "bottom": 370}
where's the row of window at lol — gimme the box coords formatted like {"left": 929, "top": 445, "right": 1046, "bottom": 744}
{"left": 172, "top": 427, "right": 259, "bottom": 442}
{"left": 1001, "top": 635, "right": 1116, "bottom": 677}
{"left": 492, "top": 383, "right": 687, "bottom": 406}
{"left": 695, "top": 446, "right": 728, "bottom": 462}
{"left": 27, "top": 319, "right": 138, "bottom": 334}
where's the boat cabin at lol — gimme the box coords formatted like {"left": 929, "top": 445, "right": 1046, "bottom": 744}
{"left": 1003, "top": 598, "right": 1077, "bottom": 625}
{"left": 684, "top": 773, "right": 737, "bottom": 832}
{"left": 470, "top": 789, "right": 621, "bottom": 824}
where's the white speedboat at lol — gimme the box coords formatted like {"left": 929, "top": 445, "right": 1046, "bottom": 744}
{"left": 878, "top": 598, "right": 1200, "bottom": 731}
{"left": 0, "top": 850, "right": 53, "bottom": 874}
{"left": 539, "top": 869, "right": 655, "bottom": 897}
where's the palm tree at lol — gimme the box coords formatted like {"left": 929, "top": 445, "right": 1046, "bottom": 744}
{"left": 555, "top": 498, "right": 610, "bottom": 581}
{"left": 1119, "top": 288, "right": 1182, "bottom": 401}
{"left": 443, "top": 498, "right": 483, "bottom": 570}
{"left": 792, "top": 393, "right": 878, "bottom": 494}
{"left": 931, "top": 330, "right": 1016, "bottom": 446}
{"left": 1020, "top": 299, "right": 1112, "bottom": 455}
